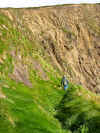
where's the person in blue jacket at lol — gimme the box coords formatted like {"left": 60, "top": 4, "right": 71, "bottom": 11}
{"left": 61, "top": 75, "right": 69, "bottom": 91}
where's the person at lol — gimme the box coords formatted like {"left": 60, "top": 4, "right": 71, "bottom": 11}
{"left": 61, "top": 75, "right": 69, "bottom": 91}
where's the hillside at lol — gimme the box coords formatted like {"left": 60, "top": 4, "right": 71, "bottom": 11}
{"left": 0, "top": 4, "right": 100, "bottom": 133}
{"left": 0, "top": 4, "right": 100, "bottom": 92}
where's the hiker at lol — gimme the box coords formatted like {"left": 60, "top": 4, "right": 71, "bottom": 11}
{"left": 61, "top": 75, "right": 69, "bottom": 91}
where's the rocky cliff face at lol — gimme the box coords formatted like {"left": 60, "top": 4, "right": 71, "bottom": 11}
{"left": 0, "top": 4, "right": 100, "bottom": 92}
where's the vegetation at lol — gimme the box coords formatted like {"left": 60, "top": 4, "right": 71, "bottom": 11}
{"left": 55, "top": 84, "right": 100, "bottom": 133}
{"left": 0, "top": 10, "right": 100, "bottom": 133}
{"left": 0, "top": 13, "right": 65, "bottom": 133}
{"left": 0, "top": 79, "right": 65, "bottom": 133}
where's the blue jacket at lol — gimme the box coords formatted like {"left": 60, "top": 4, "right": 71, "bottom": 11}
{"left": 61, "top": 77, "right": 69, "bottom": 87}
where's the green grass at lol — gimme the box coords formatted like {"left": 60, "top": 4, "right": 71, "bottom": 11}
{"left": 55, "top": 84, "right": 100, "bottom": 133}
{"left": 1, "top": 77, "right": 100, "bottom": 133}
{"left": 0, "top": 79, "right": 66, "bottom": 133}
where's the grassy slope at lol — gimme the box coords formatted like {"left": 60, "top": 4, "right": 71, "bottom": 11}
{"left": 0, "top": 11, "right": 100, "bottom": 133}
{"left": 0, "top": 12, "right": 67, "bottom": 133}
{"left": 0, "top": 79, "right": 65, "bottom": 133}
{"left": 56, "top": 84, "right": 100, "bottom": 133}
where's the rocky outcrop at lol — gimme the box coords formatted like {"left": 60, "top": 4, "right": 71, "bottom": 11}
{"left": 0, "top": 4, "right": 100, "bottom": 92}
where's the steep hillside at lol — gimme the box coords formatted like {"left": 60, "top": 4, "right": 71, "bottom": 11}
{"left": 0, "top": 4, "right": 100, "bottom": 133}
{"left": 0, "top": 10, "right": 65, "bottom": 133}
{"left": 56, "top": 84, "right": 100, "bottom": 133}
{"left": 1, "top": 4, "right": 100, "bottom": 92}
